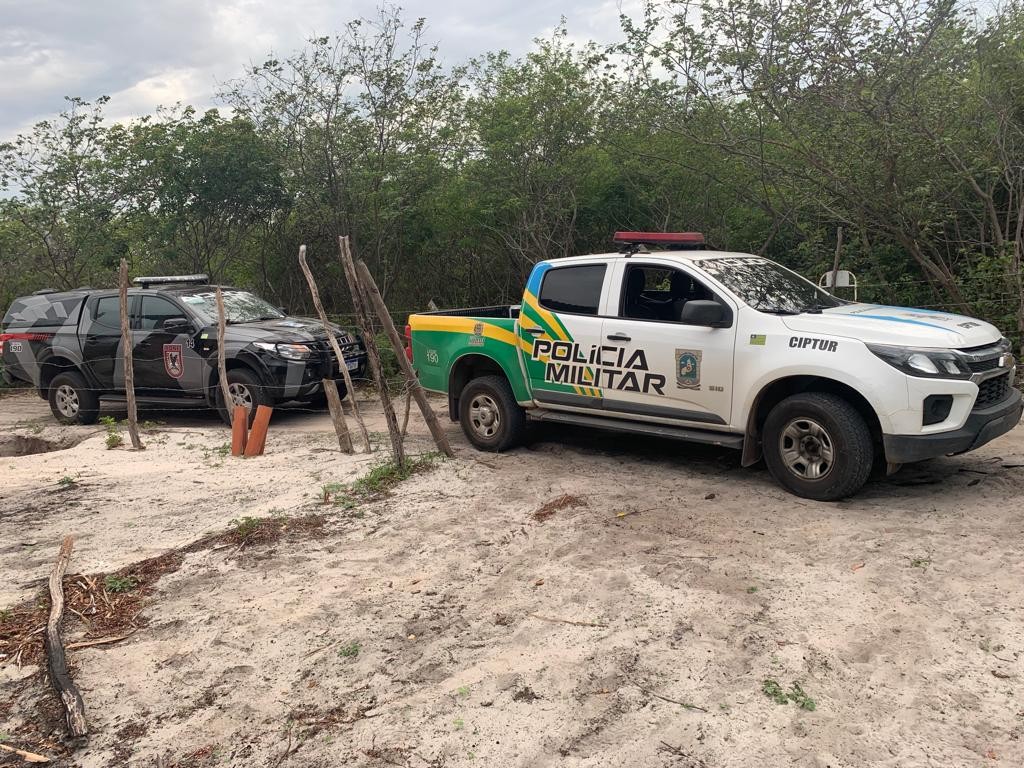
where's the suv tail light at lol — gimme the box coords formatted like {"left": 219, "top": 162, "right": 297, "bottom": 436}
{"left": 1, "top": 331, "right": 53, "bottom": 353}
{"left": 404, "top": 323, "right": 413, "bottom": 362}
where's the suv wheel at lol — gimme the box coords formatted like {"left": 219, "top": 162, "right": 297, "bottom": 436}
{"left": 216, "top": 368, "right": 272, "bottom": 426}
{"left": 762, "top": 392, "right": 873, "bottom": 501}
{"left": 48, "top": 371, "right": 100, "bottom": 425}
{"left": 458, "top": 375, "right": 526, "bottom": 452}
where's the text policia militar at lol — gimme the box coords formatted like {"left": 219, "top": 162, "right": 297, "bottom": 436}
{"left": 531, "top": 339, "right": 667, "bottom": 394}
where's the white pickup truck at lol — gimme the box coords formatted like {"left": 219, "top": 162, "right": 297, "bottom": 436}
{"left": 408, "top": 232, "right": 1021, "bottom": 499}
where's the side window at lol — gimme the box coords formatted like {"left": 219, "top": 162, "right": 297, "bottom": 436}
{"left": 619, "top": 265, "right": 714, "bottom": 322}
{"left": 137, "top": 296, "right": 185, "bottom": 331}
{"left": 90, "top": 297, "right": 123, "bottom": 331}
{"left": 538, "top": 265, "right": 606, "bottom": 316}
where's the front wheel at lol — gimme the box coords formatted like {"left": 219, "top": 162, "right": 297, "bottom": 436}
{"left": 762, "top": 392, "right": 873, "bottom": 501}
{"left": 48, "top": 371, "right": 100, "bottom": 425}
{"left": 458, "top": 375, "right": 526, "bottom": 452}
{"left": 215, "top": 368, "right": 273, "bottom": 426}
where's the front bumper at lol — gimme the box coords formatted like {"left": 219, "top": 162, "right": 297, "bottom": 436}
{"left": 883, "top": 388, "right": 1023, "bottom": 464}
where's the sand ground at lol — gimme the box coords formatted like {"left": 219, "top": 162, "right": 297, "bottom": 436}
{"left": 1, "top": 389, "right": 1023, "bottom": 767}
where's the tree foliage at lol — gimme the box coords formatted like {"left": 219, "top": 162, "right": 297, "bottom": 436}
{"left": 1, "top": 1, "right": 1022, "bottom": 342}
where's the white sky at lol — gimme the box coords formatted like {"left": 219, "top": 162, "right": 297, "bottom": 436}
{"left": 0, "top": 0, "right": 644, "bottom": 139}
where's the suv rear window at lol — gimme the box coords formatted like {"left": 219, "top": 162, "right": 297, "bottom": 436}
{"left": 2, "top": 295, "right": 84, "bottom": 329}
{"left": 539, "top": 265, "right": 606, "bottom": 315}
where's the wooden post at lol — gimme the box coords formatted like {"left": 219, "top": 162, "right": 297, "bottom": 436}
{"left": 354, "top": 258, "right": 454, "bottom": 458}
{"left": 337, "top": 237, "right": 405, "bottom": 466}
{"left": 46, "top": 536, "right": 88, "bottom": 737}
{"left": 118, "top": 260, "right": 143, "bottom": 450}
{"left": 296, "top": 245, "right": 361, "bottom": 454}
{"left": 231, "top": 405, "right": 248, "bottom": 456}
{"left": 243, "top": 405, "right": 273, "bottom": 457}
{"left": 215, "top": 287, "right": 233, "bottom": 416}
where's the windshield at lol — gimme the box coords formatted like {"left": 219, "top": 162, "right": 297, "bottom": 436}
{"left": 698, "top": 256, "right": 844, "bottom": 314}
{"left": 177, "top": 289, "right": 285, "bottom": 324}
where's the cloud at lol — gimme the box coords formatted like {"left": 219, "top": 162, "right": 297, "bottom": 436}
{"left": 0, "top": 0, "right": 637, "bottom": 138}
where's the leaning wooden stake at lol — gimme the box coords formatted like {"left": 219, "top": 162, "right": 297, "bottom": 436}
{"left": 0, "top": 743, "right": 50, "bottom": 763}
{"left": 46, "top": 536, "right": 88, "bottom": 737}
{"left": 354, "top": 258, "right": 454, "bottom": 458}
{"left": 215, "top": 287, "right": 233, "bottom": 417}
{"left": 118, "top": 260, "right": 143, "bottom": 450}
{"left": 337, "top": 237, "right": 405, "bottom": 466}
{"left": 296, "top": 245, "right": 360, "bottom": 453}
{"left": 231, "top": 405, "right": 248, "bottom": 456}
{"left": 243, "top": 404, "right": 273, "bottom": 457}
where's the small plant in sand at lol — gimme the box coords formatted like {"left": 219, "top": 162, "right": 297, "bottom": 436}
{"left": 100, "top": 416, "right": 124, "bottom": 449}
{"left": 338, "top": 642, "right": 361, "bottom": 658}
{"left": 57, "top": 475, "right": 77, "bottom": 488}
{"left": 909, "top": 556, "right": 932, "bottom": 569}
{"left": 762, "top": 679, "right": 816, "bottom": 710}
{"left": 103, "top": 574, "right": 138, "bottom": 593}
{"left": 229, "top": 516, "right": 263, "bottom": 540}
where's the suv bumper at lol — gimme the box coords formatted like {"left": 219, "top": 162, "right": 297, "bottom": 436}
{"left": 883, "top": 388, "right": 1023, "bottom": 464}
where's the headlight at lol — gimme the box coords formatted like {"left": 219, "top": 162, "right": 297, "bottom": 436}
{"left": 866, "top": 343, "right": 972, "bottom": 379}
{"left": 253, "top": 341, "right": 312, "bottom": 360}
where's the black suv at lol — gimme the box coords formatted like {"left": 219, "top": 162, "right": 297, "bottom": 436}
{"left": 1, "top": 275, "right": 366, "bottom": 425}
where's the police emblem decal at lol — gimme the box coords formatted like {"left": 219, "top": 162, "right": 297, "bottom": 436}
{"left": 163, "top": 343, "right": 185, "bottom": 379}
{"left": 675, "top": 349, "right": 701, "bottom": 390}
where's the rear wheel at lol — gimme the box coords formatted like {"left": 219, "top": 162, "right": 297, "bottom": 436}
{"left": 762, "top": 392, "right": 873, "bottom": 501}
{"left": 458, "top": 375, "right": 526, "bottom": 452}
{"left": 48, "top": 371, "right": 100, "bottom": 425}
{"left": 215, "top": 368, "right": 272, "bottom": 426}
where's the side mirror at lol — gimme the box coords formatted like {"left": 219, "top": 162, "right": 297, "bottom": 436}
{"left": 679, "top": 300, "right": 727, "bottom": 327}
{"left": 161, "top": 316, "right": 192, "bottom": 333}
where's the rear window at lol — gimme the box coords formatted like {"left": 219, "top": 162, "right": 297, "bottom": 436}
{"left": 2, "top": 295, "right": 84, "bottom": 329}
{"left": 539, "top": 265, "right": 606, "bottom": 315}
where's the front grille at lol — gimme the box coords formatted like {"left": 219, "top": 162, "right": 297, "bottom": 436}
{"left": 975, "top": 372, "right": 1011, "bottom": 409}
{"left": 967, "top": 357, "right": 1000, "bottom": 373}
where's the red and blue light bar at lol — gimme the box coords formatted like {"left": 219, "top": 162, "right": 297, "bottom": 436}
{"left": 613, "top": 231, "right": 705, "bottom": 247}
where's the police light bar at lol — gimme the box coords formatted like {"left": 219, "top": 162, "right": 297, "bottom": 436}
{"left": 132, "top": 274, "right": 210, "bottom": 289}
{"left": 613, "top": 231, "right": 705, "bottom": 248}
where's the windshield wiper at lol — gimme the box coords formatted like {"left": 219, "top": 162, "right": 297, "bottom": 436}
{"left": 757, "top": 306, "right": 801, "bottom": 315}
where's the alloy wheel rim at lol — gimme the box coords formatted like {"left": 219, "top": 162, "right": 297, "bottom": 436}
{"left": 469, "top": 394, "right": 500, "bottom": 439}
{"left": 55, "top": 384, "right": 80, "bottom": 418}
{"left": 229, "top": 382, "right": 253, "bottom": 410}
{"left": 779, "top": 417, "right": 835, "bottom": 480}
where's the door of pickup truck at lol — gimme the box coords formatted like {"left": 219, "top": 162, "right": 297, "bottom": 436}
{"left": 80, "top": 293, "right": 129, "bottom": 389}
{"left": 519, "top": 261, "right": 611, "bottom": 408}
{"left": 599, "top": 259, "right": 738, "bottom": 426}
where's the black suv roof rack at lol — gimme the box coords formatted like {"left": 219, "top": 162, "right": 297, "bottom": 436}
{"left": 32, "top": 288, "right": 59, "bottom": 295}
{"left": 132, "top": 274, "right": 210, "bottom": 289}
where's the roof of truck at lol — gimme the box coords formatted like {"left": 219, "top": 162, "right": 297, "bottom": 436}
{"left": 549, "top": 250, "right": 755, "bottom": 265}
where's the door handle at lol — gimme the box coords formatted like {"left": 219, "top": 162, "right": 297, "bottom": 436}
{"left": 606, "top": 333, "right": 631, "bottom": 342}
{"left": 524, "top": 327, "right": 544, "bottom": 335}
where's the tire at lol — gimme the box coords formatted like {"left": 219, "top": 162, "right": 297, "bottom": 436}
{"left": 215, "top": 368, "right": 273, "bottom": 426}
{"left": 762, "top": 392, "right": 873, "bottom": 501}
{"left": 48, "top": 371, "right": 100, "bottom": 425}
{"left": 458, "top": 375, "right": 526, "bottom": 452}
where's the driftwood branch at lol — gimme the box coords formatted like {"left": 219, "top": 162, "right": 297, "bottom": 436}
{"left": 46, "top": 536, "right": 88, "bottom": 737}
{"left": 337, "top": 236, "right": 405, "bottom": 466}
{"left": 297, "top": 245, "right": 355, "bottom": 454}
{"left": 118, "top": 260, "right": 143, "bottom": 450}
{"left": 0, "top": 743, "right": 50, "bottom": 763}
{"left": 354, "top": 258, "right": 454, "bottom": 458}
{"left": 215, "top": 287, "right": 233, "bottom": 416}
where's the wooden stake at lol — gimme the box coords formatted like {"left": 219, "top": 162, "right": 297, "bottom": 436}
{"left": 400, "top": 388, "right": 412, "bottom": 439}
{"left": 337, "top": 237, "right": 405, "bottom": 466}
{"left": 215, "top": 287, "right": 233, "bottom": 418}
{"left": 354, "top": 258, "right": 454, "bottom": 458}
{"left": 296, "top": 245, "right": 358, "bottom": 454}
{"left": 0, "top": 743, "right": 50, "bottom": 763}
{"left": 46, "top": 536, "right": 88, "bottom": 737}
{"left": 231, "top": 405, "right": 248, "bottom": 456}
{"left": 243, "top": 404, "right": 273, "bottom": 457}
{"left": 118, "top": 260, "right": 143, "bottom": 450}
{"left": 322, "top": 377, "right": 349, "bottom": 449}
